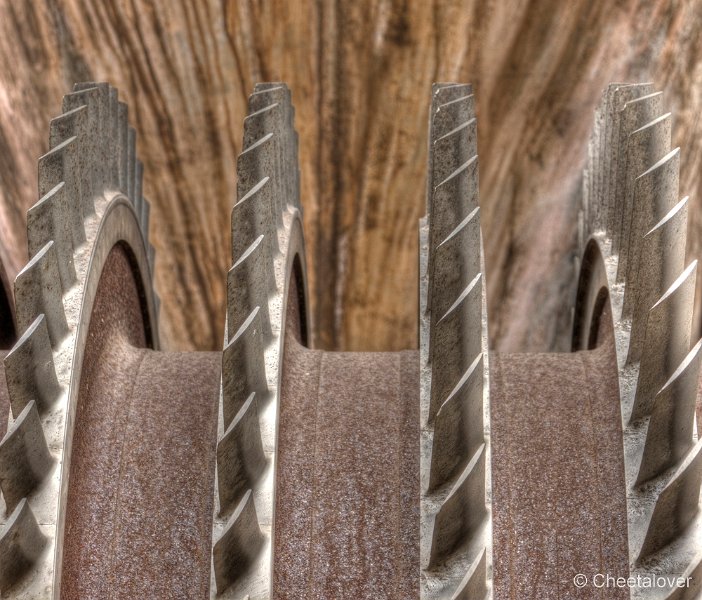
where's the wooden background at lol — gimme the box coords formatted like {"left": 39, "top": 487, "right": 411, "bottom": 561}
{"left": 1, "top": 0, "right": 701, "bottom": 352}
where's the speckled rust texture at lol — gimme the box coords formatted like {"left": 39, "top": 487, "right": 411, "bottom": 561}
{"left": 490, "top": 327, "right": 629, "bottom": 599}
{"left": 61, "top": 244, "right": 221, "bottom": 599}
{"left": 273, "top": 272, "right": 420, "bottom": 599}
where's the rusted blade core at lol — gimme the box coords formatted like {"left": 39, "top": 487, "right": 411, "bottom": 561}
{"left": 273, "top": 272, "right": 420, "bottom": 599}
{"left": 490, "top": 319, "right": 629, "bottom": 599}
{"left": 60, "top": 244, "right": 221, "bottom": 599}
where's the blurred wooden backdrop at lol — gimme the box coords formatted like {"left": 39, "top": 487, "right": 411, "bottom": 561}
{"left": 0, "top": 0, "right": 701, "bottom": 352}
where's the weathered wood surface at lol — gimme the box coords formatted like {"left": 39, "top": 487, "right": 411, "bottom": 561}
{"left": 0, "top": 0, "right": 700, "bottom": 351}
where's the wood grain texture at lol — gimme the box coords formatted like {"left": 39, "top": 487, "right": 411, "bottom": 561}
{"left": 0, "top": 0, "right": 701, "bottom": 351}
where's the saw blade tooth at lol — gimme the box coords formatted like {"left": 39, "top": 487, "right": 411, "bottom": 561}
{"left": 429, "top": 273, "right": 482, "bottom": 422}
{"left": 432, "top": 83, "right": 473, "bottom": 107}
{"left": 616, "top": 115, "right": 673, "bottom": 282}
{"left": 26, "top": 183, "right": 78, "bottom": 290}
{"left": 428, "top": 353, "right": 483, "bottom": 492}
{"left": 248, "top": 85, "right": 290, "bottom": 114}
{"left": 212, "top": 489, "right": 265, "bottom": 595}
{"left": 217, "top": 392, "right": 266, "bottom": 517}
{"left": 243, "top": 103, "right": 282, "bottom": 149}
{"left": 636, "top": 437, "right": 702, "bottom": 562}
{"left": 433, "top": 94, "right": 476, "bottom": 140}
{"left": 427, "top": 444, "right": 486, "bottom": 569}
{"left": 427, "top": 156, "right": 479, "bottom": 312}
{"left": 451, "top": 547, "right": 487, "bottom": 600}
{"left": 127, "top": 127, "right": 136, "bottom": 203}
{"left": 38, "top": 137, "right": 95, "bottom": 220}
{"left": 107, "top": 86, "right": 119, "bottom": 188}
{"left": 140, "top": 195, "right": 150, "bottom": 244}
{"left": 0, "top": 498, "right": 47, "bottom": 593}
{"left": 0, "top": 400, "right": 53, "bottom": 514}
{"left": 4, "top": 314, "right": 60, "bottom": 418}
{"left": 607, "top": 92, "right": 663, "bottom": 241}
{"left": 432, "top": 119, "right": 478, "bottom": 192}
{"left": 147, "top": 242, "right": 156, "bottom": 276}
{"left": 663, "top": 553, "right": 702, "bottom": 599}
{"left": 243, "top": 104, "right": 287, "bottom": 215}
{"left": 237, "top": 133, "right": 283, "bottom": 227}
{"left": 117, "top": 101, "right": 129, "bottom": 194}
{"left": 222, "top": 307, "right": 268, "bottom": 431}
{"left": 228, "top": 235, "right": 272, "bottom": 342}
{"left": 636, "top": 338, "right": 702, "bottom": 485}
{"left": 430, "top": 206, "right": 481, "bottom": 329}
{"left": 622, "top": 145, "right": 679, "bottom": 305}
{"left": 232, "top": 176, "right": 279, "bottom": 265}
{"left": 48, "top": 105, "right": 87, "bottom": 150}
{"left": 600, "top": 84, "right": 655, "bottom": 233}
{"left": 631, "top": 261, "right": 696, "bottom": 422}
{"left": 14, "top": 241, "right": 68, "bottom": 349}
{"left": 134, "top": 159, "right": 144, "bottom": 216}
{"left": 247, "top": 85, "right": 299, "bottom": 212}
{"left": 63, "top": 84, "right": 111, "bottom": 194}
{"left": 609, "top": 91, "right": 664, "bottom": 243}
{"left": 627, "top": 196, "right": 688, "bottom": 362}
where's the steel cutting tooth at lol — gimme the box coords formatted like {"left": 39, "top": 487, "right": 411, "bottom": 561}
{"left": 140, "top": 196, "right": 150, "bottom": 244}
{"left": 590, "top": 84, "right": 621, "bottom": 231}
{"left": 14, "top": 241, "right": 68, "bottom": 348}
{"left": 600, "top": 84, "right": 654, "bottom": 233}
{"left": 616, "top": 115, "right": 673, "bottom": 282}
{"left": 243, "top": 105, "right": 286, "bottom": 215}
{"left": 0, "top": 400, "right": 52, "bottom": 513}
{"left": 622, "top": 147, "right": 679, "bottom": 314}
{"left": 427, "top": 156, "right": 479, "bottom": 313}
{"left": 63, "top": 85, "right": 110, "bottom": 194}
{"left": 430, "top": 206, "right": 481, "bottom": 328}
{"left": 432, "top": 83, "right": 473, "bottom": 106}
{"left": 248, "top": 85, "right": 299, "bottom": 211}
{"left": 107, "top": 86, "right": 120, "bottom": 187}
{"left": 117, "top": 101, "right": 129, "bottom": 193}
{"left": 585, "top": 88, "right": 608, "bottom": 231}
{"left": 217, "top": 392, "right": 266, "bottom": 516}
{"left": 3, "top": 314, "right": 60, "bottom": 417}
{"left": 48, "top": 105, "right": 87, "bottom": 150}
{"left": 429, "top": 149, "right": 478, "bottom": 254}
{"left": 663, "top": 553, "right": 702, "bottom": 599}
{"left": 0, "top": 499, "right": 46, "bottom": 593}
{"left": 26, "top": 183, "right": 78, "bottom": 289}
{"left": 231, "top": 176, "right": 279, "bottom": 265}
{"left": 212, "top": 489, "right": 265, "bottom": 595}
{"left": 38, "top": 138, "right": 94, "bottom": 219}
{"left": 221, "top": 307, "right": 268, "bottom": 430}
{"left": 609, "top": 91, "right": 664, "bottom": 242}
{"left": 428, "top": 353, "right": 483, "bottom": 492}
{"left": 243, "top": 103, "right": 282, "bottom": 149}
{"left": 636, "top": 338, "right": 702, "bottom": 484}
{"left": 237, "top": 133, "right": 283, "bottom": 227}
{"left": 429, "top": 273, "right": 482, "bottom": 422}
{"left": 627, "top": 196, "right": 688, "bottom": 363}
{"left": 427, "top": 444, "right": 486, "bottom": 568}
{"left": 134, "top": 159, "right": 144, "bottom": 217}
{"left": 433, "top": 95, "right": 476, "bottom": 140}
{"left": 451, "top": 548, "right": 487, "bottom": 600}
{"left": 632, "top": 261, "right": 696, "bottom": 421}
{"left": 227, "top": 235, "right": 272, "bottom": 341}
{"left": 432, "top": 120, "right": 478, "bottom": 193}
{"left": 127, "top": 127, "right": 136, "bottom": 203}
{"left": 636, "top": 438, "right": 702, "bottom": 561}
{"left": 147, "top": 242, "right": 156, "bottom": 275}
